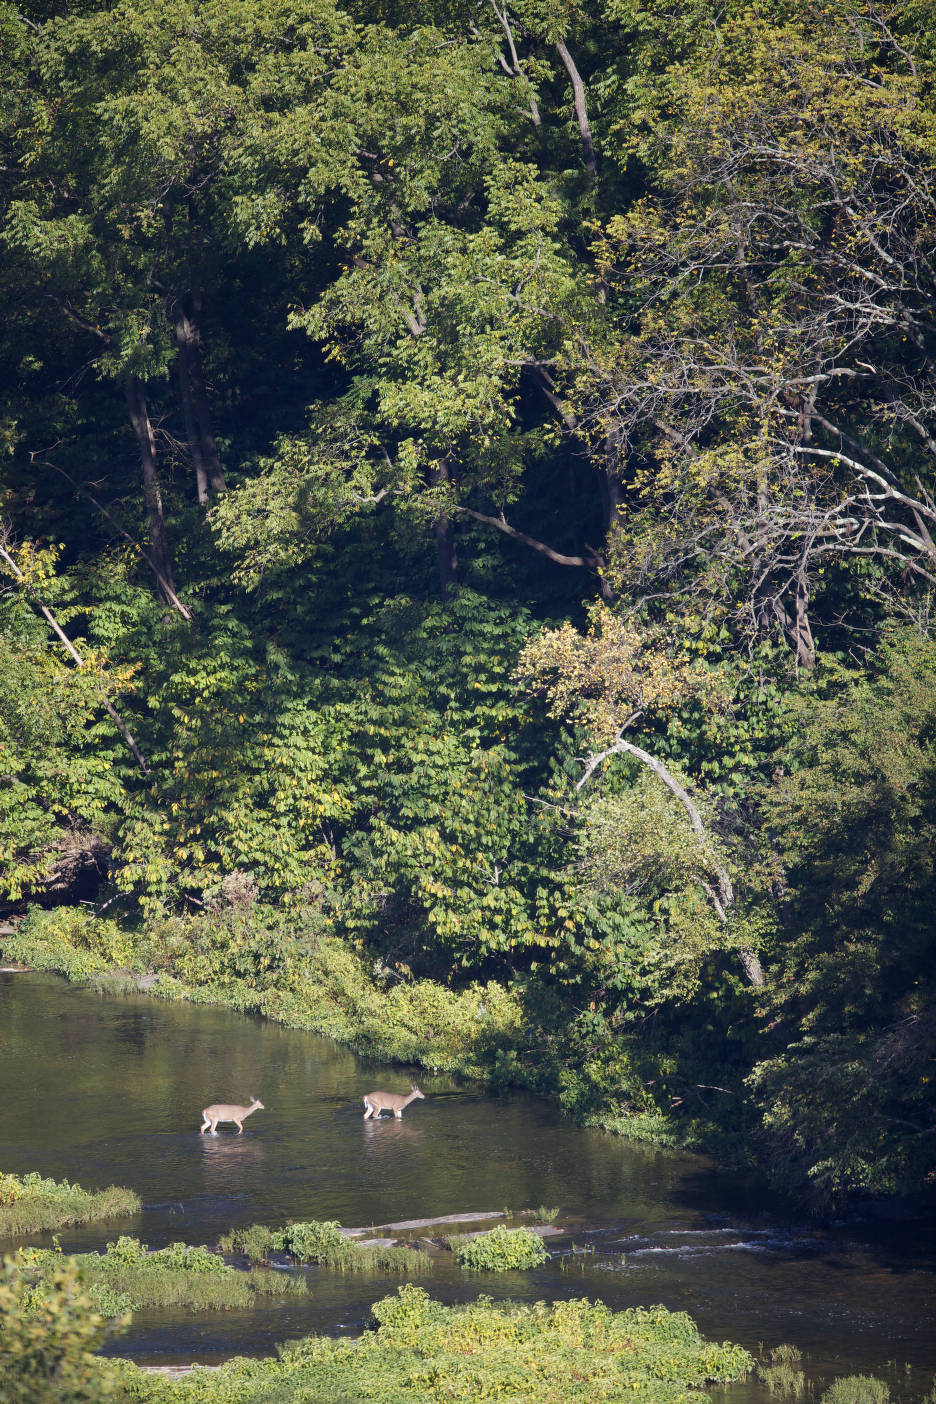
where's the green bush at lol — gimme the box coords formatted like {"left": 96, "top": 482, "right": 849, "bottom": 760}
{"left": 822, "top": 1378, "right": 891, "bottom": 1404}
{"left": 3, "top": 908, "right": 144, "bottom": 981}
{"left": 109, "top": 1284, "right": 754, "bottom": 1403}
{"left": 0, "top": 1171, "right": 140, "bottom": 1238}
{"left": 453, "top": 1224, "right": 548, "bottom": 1271}
{"left": 86, "top": 1282, "right": 133, "bottom": 1319}
{"left": 106, "top": 1237, "right": 230, "bottom": 1276}
{"left": 0, "top": 1253, "right": 119, "bottom": 1404}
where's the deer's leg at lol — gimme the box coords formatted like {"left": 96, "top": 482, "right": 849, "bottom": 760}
{"left": 200, "top": 1118, "right": 210, "bottom": 1134}
{"left": 235, "top": 1119, "right": 244, "bottom": 1134}
{"left": 211, "top": 1120, "right": 219, "bottom": 1135}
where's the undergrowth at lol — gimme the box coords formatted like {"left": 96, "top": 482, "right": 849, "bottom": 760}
{"left": 822, "top": 1379, "right": 891, "bottom": 1404}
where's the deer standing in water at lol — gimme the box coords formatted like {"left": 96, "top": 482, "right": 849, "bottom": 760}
{"left": 200, "top": 1097, "right": 264, "bottom": 1135}
{"left": 362, "top": 1085, "right": 424, "bottom": 1120}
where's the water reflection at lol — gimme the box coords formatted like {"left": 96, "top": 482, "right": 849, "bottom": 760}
{"left": 199, "top": 1132, "right": 267, "bottom": 1190}
{"left": 0, "top": 971, "right": 932, "bottom": 1383}
{"left": 361, "top": 1117, "right": 427, "bottom": 1156}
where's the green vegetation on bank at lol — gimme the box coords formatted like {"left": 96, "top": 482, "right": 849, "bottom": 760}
{"left": 2, "top": 0, "right": 935, "bottom": 1210}
{"left": 1, "top": 1268, "right": 754, "bottom": 1404}
{"left": 219, "top": 1220, "right": 429, "bottom": 1275}
{"left": 0, "top": 907, "right": 524, "bottom": 1081}
{"left": 114, "top": 1286, "right": 754, "bottom": 1403}
{"left": 0, "top": 1171, "right": 140, "bottom": 1239}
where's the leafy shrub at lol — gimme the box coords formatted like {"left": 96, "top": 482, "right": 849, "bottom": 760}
{"left": 822, "top": 1378, "right": 891, "bottom": 1404}
{"left": 269, "top": 1286, "right": 752, "bottom": 1404}
{"left": 86, "top": 1282, "right": 132, "bottom": 1318}
{"left": 275, "top": 1219, "right": 347, "bottom": 1263}
{"left": 106, "top": 1237, "right": 230, "bottom": 1275}
{"left": 0, "top": 1171, "right": 140, "bottom": 1237}
{"left": 0, "top": 1253, "right": 118, "bottom": 1404}
{"left": 453, "top": 1224, "right": 548, "bottom": 1271}
{"left": 3, "top": 908, "right": 143, "bottom": 981}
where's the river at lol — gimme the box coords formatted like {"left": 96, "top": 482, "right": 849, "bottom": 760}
{"left": 1, "top": 971, "right": 933, "bottom": 1396}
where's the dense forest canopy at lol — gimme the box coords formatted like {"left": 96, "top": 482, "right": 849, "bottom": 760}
{"left": 1, "top": 0, "right": 934, "bottom": 1205}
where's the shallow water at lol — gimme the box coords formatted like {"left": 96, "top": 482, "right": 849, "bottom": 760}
{"left": 1, "top": 971, "right": 933, "bottom": 1392}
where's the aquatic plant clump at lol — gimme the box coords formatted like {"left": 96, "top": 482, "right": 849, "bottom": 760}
{"left": 452, "top": 1223, "right": 549, "bottom": 1271}
{"left": 759, "top": 1343, "right": 806, "bottom": 1397}
{"left": 21, "top": 1236, "right": 307, "bottom": 1313}
{"left": 110, "top": 1284, "right": 755, "bottom": 1403}
{"left": 0, "top": 1170, "right": 140, "bottom": 1237}
{"left": 219, "top": 1220, "right": 429, "bottom": 1275}
{"left": 822, "top": 1378, "right": 891, "bottom": 1404}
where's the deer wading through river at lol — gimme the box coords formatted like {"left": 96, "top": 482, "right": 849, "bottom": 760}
{"left": 362, "top": 1085, "right": 425, "bottom": 1119}
{"left": 200, "top": 1097, "right": 264, "bottom": 1135}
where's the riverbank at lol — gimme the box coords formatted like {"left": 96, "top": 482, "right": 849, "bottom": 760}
{"left": 3, "top": 1270, "right": 755, "bottom": 1404}
{"left": 2, "top": 969, "right": 933, "bottom": 1386}
{"left": 0, "top": 905, "right": 682, "bottom": 1150}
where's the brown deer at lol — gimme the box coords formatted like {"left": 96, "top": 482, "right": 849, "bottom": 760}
{"left": 362, "top": 1085, "right": 425, "bottom": 1120}
{"left": 200, "top": 1097, "right": 264, "bottom": 1135}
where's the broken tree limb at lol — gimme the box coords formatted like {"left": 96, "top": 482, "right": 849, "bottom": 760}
{"left": 576, "top": 733, "right": 764, "bottom": 986}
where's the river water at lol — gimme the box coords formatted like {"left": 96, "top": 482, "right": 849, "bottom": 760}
{"left": 1, "top": 971, "right": 933, "bottom": 1395}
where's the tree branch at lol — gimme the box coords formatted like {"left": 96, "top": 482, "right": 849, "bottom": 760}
{"left": 454, "top": 505, "right": 593, "bottom": 568}
{"left": 0, "top": 539, "right": 151, "bottom": 775}
{"left": 576, "top": 732, "right": 764, "bottom": 985}
{"left": 555, "top": 39, "right": 597, "bottom": 174}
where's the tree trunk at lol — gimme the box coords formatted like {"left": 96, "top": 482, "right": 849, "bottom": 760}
{"left": 126, "top": 376, "right": 177, "bottom": 605}
{"left": 432, "top": 458, "right": 458, "bottom": 599}
{"left": 794, "top": 568, "right": 816, "bottom": 670}
{"left": 174, "top": 294, "right": 226, "bottom": 502}
{"left": 555, "top": 39, "right": 597, "bottom": 175}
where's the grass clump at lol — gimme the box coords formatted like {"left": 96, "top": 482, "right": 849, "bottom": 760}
{"left": 219, "top": 1220, "right": 429, "bottom": 1275}
{"left": 452, "top": 1223, "right": 548, "bottom": 1271}
{"left": 759, "top": 1342, "right": 806, "bottom": 1397}
{"left": 110, "top": 1283, "right": 754, "bottom": 1403}
{"left": 822, "top": 1379, "right": 891, "bottom": 1404}
{"left": 0, "top": 1170, "right": 140, "bottom": 1238}
{"left": 23, "top": 1235, "right": 306, "bottom": 1313}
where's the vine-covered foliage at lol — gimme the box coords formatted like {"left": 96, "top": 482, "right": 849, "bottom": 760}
{"left": 2, "top": 0, "right": 935, "bottom": 1206}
